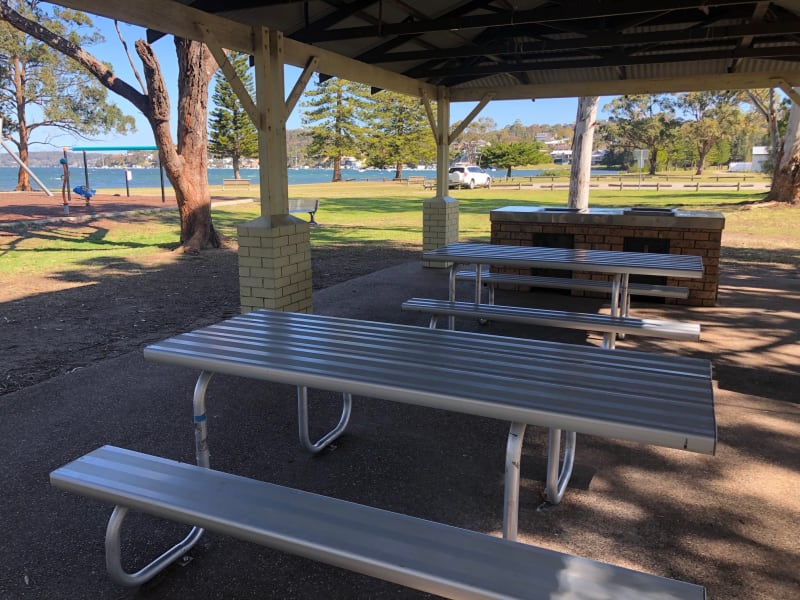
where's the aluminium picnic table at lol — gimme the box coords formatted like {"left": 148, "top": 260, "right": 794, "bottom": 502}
{"left": 143, "top": 309, "right": 716, "bottom": 541}
{"left": 423, "top": 241, "right": 704, "bottom": 319}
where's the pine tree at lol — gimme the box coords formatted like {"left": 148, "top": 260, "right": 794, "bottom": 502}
{"left": 364, "top": 91, "right": 434, "bottom": 180}
{"left": 301, "top": 78, "right": 371, "bottom": 182}
{"left": 208, "top": 52, "right": 258, "bottom": 179}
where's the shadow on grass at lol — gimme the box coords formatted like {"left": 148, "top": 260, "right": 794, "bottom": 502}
{"left": 0, "top": 211, "right": 182, "bottom": 261}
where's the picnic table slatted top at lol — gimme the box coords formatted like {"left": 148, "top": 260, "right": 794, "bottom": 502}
{"left": 423, "top": 242, "right": 704, "bottom": 278}
{"left": 144, "top": 310, "right": 715, "bottom": 455}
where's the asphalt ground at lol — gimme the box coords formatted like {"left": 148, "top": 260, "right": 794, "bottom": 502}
{"left": 1, "top": 252, "right": 798, "bottom": 598}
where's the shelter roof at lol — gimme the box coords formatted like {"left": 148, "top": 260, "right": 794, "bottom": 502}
{"left": 60, "top": 1, "right": 800, "bottom": 101}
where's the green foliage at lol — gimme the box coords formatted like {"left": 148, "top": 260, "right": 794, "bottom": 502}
{"left": 362, "top": 91, "right": 434, "bottom": 177}
{"left": 675, "top": 91, "right": 745, "bottom": 175}
{"left": 706, "top": 139, "right": 732, "bottom": 167}
{"left": 479, "top": 141, "right": 551, "bottom": 177}
{"left": 208, "top": 52, "right": 258, "bottom": 176}
{"left": 301, "top": 78, "right": 372, "bottom": 181}
{"left": 599, "top": 95, "right": 679, "bottom": 175}
{"left": 0, "top": 1, "right": 135, "bottom": 146}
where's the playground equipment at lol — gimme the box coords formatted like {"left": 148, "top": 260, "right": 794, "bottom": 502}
{"left": 72, "top": 185, "right": 96, "bottom": 204}
{"left": 70, "top": 146, "right": 166, "bottom": 203}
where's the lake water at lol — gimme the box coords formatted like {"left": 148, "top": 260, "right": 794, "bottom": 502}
{"left": 1, "top": 166, "right": 614, "bottom": 191}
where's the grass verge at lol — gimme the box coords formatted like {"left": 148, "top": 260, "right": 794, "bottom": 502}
{"left": 1, "top": 183, "right": 796, "bottom": 280}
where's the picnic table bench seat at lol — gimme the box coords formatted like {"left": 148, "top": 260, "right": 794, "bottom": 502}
{"left": 456, "top": 269, "right": 689, "bottom": 310}
{"left": 402, "top": 297, "right": 701, "bottom": 349}
{"left": 50, "top": 445, "right": 707, "bottom": 599}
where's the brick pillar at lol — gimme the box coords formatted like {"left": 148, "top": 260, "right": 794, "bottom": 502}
{"left": 236, "top": 215, "right": 312, "bottom": 314}
{"left": 422, "top": 196, "right": 459, "bottom": 267}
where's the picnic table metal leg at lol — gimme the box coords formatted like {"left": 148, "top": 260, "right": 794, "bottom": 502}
{"left": 610, "top": 274, "right": 621, "bottom": 317}
{"left": 544, "top": 429, "right": 577, "bottom": 504}
{"left": 102, "top": 369, "right": 213, "bottom": 586}
{"left": 504, "top": 424, "right": 578, "bottom": 540}
{"left": 620, "top": 274, "right": 631, "bottom": 318}
{"left": 602, "top": 332, "right": 617, "bottom": 350}
{"left": 475, "top": 264, "right": 490, "bottom": 325}
{"left": 448, "top": 264, "right": 457, "bottom": 330}
{"left": 297, "top": 386, "right": 353, "bottom": 453}
{"left": 619, "top": 273, "right": 631, "bottom": 340}
{"left": 193, "top": 370, "right": 214, "bottom": 468}
{"left": 503, "top": 421, "right": 526, "bottom": 541}
{"left": 609, "top": 273, "right": 623, "bottom": 345}
{"left": 475, "top": 264, "right": 483, "bottom": 303}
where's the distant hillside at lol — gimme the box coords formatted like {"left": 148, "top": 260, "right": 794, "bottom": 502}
{"left": 0, "top": 150, "right": 68, "bottom": 168}
{"left": 0, "top": 149, "right": 157, "bottom": 169}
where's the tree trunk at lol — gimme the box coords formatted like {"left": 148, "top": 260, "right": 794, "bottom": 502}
{"left": 506, "top": 165, "right": 512, "bottom": 178}
{"left": 648, "top": 151, "right": 658, "bottom": 176}
{"left": 695, "top": 143, "right": 710, "bottom": 176}
{"left": 395, "top": 162, "right": 403, "bottom": 180}
{"left": 332, "top": 156, "right": 342, "bottom": 182}
{"left": 232, "top": 156, "right": 241, "bottom": 179}
{"left": 568, "top": 96, "right": 598, "bottom": 210}
{"left": 768, "top": 89, "right": 781, "bottom": 166}
{"left": 766, "top": 101, "right": 800, "bottom": 204}
{"left": 136, "top": 38, "right": 219, "bottom": 252}
{"left": 13, "top": 56, "right": 30, "bottom": 191}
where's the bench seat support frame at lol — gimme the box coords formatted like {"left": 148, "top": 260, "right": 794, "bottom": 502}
{"left": 99, "top": 369, "right": 353, "bottom": 585}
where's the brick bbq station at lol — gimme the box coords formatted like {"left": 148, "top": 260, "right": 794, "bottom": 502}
{"left": 489, "top": 206, "right": 725, "bottom": 307}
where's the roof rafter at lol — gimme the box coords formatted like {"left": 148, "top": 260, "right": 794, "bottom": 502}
{"left": 424, "top": 45, "right": 800, "bottom": 85}
{"left": 370, "top": 20, "right": 800, "bottom": 64}
{"left": 305, "top": 0, "right": 761, "bottom": 42}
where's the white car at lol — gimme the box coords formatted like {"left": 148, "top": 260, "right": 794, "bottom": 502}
{"left": 448, "top": 166, "right": 491, "bottom": 189}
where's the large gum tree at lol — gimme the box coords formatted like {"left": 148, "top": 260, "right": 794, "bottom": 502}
{"left": 0, "top": 2, "right": 221, "bottom": 252}
{"left": 767, "top": 99, "right": 800, "bottom": 205}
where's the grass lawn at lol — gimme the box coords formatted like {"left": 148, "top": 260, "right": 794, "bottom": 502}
{"left": 1, "top": 182, "right": 797, "bottom": 282}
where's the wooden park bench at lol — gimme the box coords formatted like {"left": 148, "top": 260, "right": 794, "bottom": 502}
{"left": 222, "top": 178, "right": 251, "bottom": 189}
{"left": 288, "top": 197, "right": 320, "bottom": 224}
{"left": 401, "top": 297, "right": 701, "bottom": 349}
{"left": 50, "top": 445, "right": 706, "bottom": 598}
{"left": 406, "top": 175, "right": 425, "bottom": 185}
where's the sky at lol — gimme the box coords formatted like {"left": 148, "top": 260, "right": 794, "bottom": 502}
{"left": 43, "top": 17, "right": 615, "bottom": 150}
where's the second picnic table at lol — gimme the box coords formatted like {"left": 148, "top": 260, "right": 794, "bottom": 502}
{"left": 423, "top": 241, "right": 704, "bottom": 318}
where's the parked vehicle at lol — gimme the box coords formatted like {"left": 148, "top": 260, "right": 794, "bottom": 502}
{"left": 448, "top": 166, "right": 491, "bottom": 189}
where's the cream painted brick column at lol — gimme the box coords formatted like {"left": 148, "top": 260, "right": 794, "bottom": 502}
{"left": 237, "top": 215, "right": 312, "bottom": 314}
{"left": 422, "top": 196, "right": 459, "bottom": 268}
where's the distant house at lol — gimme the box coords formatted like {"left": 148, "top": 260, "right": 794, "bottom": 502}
{"left": 550, "top": 149, "right": 572, "bottom": 164}
{"left": 751, "top": 146, "right": 769, "bottom": 172}
{"left": 729, "top": 146, "right": 770, "bottom": 173}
